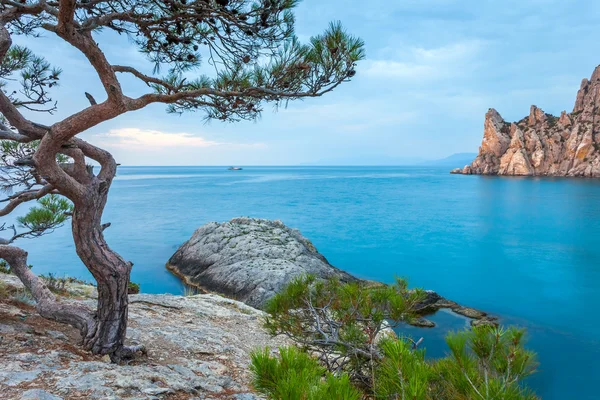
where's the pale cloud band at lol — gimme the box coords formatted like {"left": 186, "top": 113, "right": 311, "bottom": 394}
{"left": 95, "top": 128, "right": 265, "bottom": 149}
{"left": 363, "top": 40, "right": 485, "bottom": 81}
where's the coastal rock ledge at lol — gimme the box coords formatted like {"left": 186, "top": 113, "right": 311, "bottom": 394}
{"left": 0, "top": 273, "right": 287, "bottom": 399}
{"left": 167, "top": 217, "right": 356, "bottom": 308}
{"left": 452, "top": 65, "right": 600, "bottom": 177}
{"left": 168, "top": 218, "right": 497, "bottom": 328}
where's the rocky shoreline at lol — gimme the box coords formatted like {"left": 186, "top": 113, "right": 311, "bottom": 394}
{"left": 167, "top": 218, "right": 497, "bottom": 328}
{"left": 452, "top": 65, "right": 600, "bottom": 177}
{"left": 0, "top": 272, "right": 287, "bottom": 399}
{"left": 1, "top": 218, "right": 498, "bottom": 399}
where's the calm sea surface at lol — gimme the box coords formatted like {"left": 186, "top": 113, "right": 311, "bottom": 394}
{"left": 13, "top": 166, "right": 600, "bottom": 399}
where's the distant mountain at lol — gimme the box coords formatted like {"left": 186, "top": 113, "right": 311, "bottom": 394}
{"left": 419, "top": 153, "right": 478, "bottom": 167}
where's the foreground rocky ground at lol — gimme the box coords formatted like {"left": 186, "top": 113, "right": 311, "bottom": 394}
{"left": 0, "top": 273, "right": 287, "bottom": 400}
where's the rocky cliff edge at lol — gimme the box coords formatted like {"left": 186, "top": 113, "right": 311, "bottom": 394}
{"left": 452, "top": 65, "right": 600, "bottom": 177}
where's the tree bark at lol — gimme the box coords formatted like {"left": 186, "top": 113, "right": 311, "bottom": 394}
{"left": 0, "top": 245, "right": 94, "bottom": 336}
{"left": 70, "top": 181, "right": 141, "bottom": 362}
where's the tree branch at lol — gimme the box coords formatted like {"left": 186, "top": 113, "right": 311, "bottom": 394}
{"left": 70, "top": 137, "right": 117, "bottom": 182}
{"left": 0, "top": 27, "right": 46, "bottom": 138}
{"left": 0, "top": 244, "right": 94, "bottom": 334}
{"left": 85, "top": 92, "right": 97, "bottom": 106}
{"left": 0, "top": 184, "right": 54, "bottom": 217}
{"left": 51, "top": 25, "right": 124, "bottom": 105}
{"left": 57, "top": 0, "right": 77, "bottom": 30}
{"left": 0, "top": 127, "right": 31, "bottom": 142}
{"left": 112, "top": 65, "right": 175, "bottom": 90}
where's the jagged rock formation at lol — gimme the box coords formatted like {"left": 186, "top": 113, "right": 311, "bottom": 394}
{"left": 452, "top": 65, "right": 600, "bottom": 177}
{"left": 167, "top": 217, "right": 357, "bottom": 309}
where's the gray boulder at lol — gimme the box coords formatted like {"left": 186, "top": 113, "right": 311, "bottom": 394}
{"left": 167, "top": 217, "right": 356, "bottom": 308}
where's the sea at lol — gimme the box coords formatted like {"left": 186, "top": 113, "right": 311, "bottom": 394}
{"left": 9, "top": 166, "right": 600, "bottom": 399}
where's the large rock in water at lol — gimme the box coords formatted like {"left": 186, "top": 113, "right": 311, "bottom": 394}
{"left": 453, "top": 65, "right": 600, "bottom": 177}
{"left": 167, "top": 217, "right": 356, "bottom": 308}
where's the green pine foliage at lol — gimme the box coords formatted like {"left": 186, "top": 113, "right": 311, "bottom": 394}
{"left": 374, "top": 338, "right": 432, "bottom": 399}
{"left": 257, "top": 277, "right": 539, "bottom": 400}
{"left": 264, "top": 275, "right": 425, "bottom": 387}
{"left": 433, "top": 326, "right": 538, "bottom": 400}
{"left": 250, "top": 346, "right": 361, "bottom": 400}
{"left": 127, "top": 281, "right": 141, "bottom": 294}
{"left": 16, "top": 194, "right": 73, "bottom": 238}
{"left": 0, "top": 44, "right": 61, "bottom": 113}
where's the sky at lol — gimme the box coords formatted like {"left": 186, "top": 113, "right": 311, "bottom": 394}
{"left": 11, "top": 0, "right": 600, "bottom": 165}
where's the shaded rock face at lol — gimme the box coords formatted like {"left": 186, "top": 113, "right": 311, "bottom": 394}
{"left": 167, "top": 217, "right": 356, "bottom": 308}
{"left": 455, "top": 65, "right": 600, "bottom": 177}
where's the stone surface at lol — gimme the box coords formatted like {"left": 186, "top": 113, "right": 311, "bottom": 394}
{"left": 168, "top": 220, "right": 494, "bottom": 328}
{"left": 0, "top": 274, "right": 285, "bottom": 399}
{"left": 21, "top": 389, "right": 63, "bottom": 400}
{"left": 413, "top": 290, "right": 497, "bottom": 327}
{"left": 454, "top": 65, "right": 600, "bottom": 177}
{"left": 167, "top": 217, "right": 357, "bottom": 308}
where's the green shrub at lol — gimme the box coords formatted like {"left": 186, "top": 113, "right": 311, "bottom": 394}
{"left": 373, "top": 326, "right": 538, "bottom": 399}
{"left": 250, "top": 346, "right": 361, "bottom": 400}
{"left": 127, "top": 281, "right": 141, "bottom": 294}
{"left": 374, "top": 338, "right": 432, "bottom": 399}
{"left": 432, "top": 326, "right": 538, "bottom": 400}
{"left": 40, "top": 272, "right": 68, "bottom": 294}
{"left": 0, "top": 260, "right": 10, "bottom": 274}
{"left": 261, "top": 277, "right": 540, "bottom": 399}
{"left": 264, "top": 275, "right": 424, "bottom": 388}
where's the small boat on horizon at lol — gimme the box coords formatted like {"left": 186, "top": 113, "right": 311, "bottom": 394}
{"left": 227, "top": 167, "right": 243, "bottom": 171}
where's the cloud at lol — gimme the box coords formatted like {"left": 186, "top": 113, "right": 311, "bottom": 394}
{"left": 281, "top": 101, "right": 420, "bottom": 128}
{"left": 363, "top": 40, "right": 485, "bottom": 81}
{"left": 97, "top": 128, "right": 221, "bottom": 148}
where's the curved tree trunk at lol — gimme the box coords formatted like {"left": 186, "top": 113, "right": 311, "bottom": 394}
{"left": 0, "top": 189, "right": 142, "bottom": 362}
{"left": 70, "top": 183, "right": 141, "bottom": 362}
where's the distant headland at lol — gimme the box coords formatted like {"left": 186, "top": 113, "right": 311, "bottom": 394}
{"left": 452, "top": 65, "right": 600, "bottom": 177}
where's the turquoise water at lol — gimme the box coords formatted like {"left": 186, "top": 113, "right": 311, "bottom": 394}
{"left": 13, "top": 166, "right": 600, "bottom": 399}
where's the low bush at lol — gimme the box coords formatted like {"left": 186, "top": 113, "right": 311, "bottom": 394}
{"left": 375, "top": 327, "right": 538, "bottom": 399}
{"left": 264, "top": 275, "right": 424, "bottom": 387}
{"left": 40, "top": 273, "right": 69, "bottom": 295}
{"left": 254, "top": 276, "right": 539, "bottom": 400}
{"left": 128, "top": 281, "right": 141, "bottom": 294}
{"left": 11, "top": 288, "right": 35, "bottom": 306}
{"left": 250, "top": 346, "right": 361, "bottom": 400}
